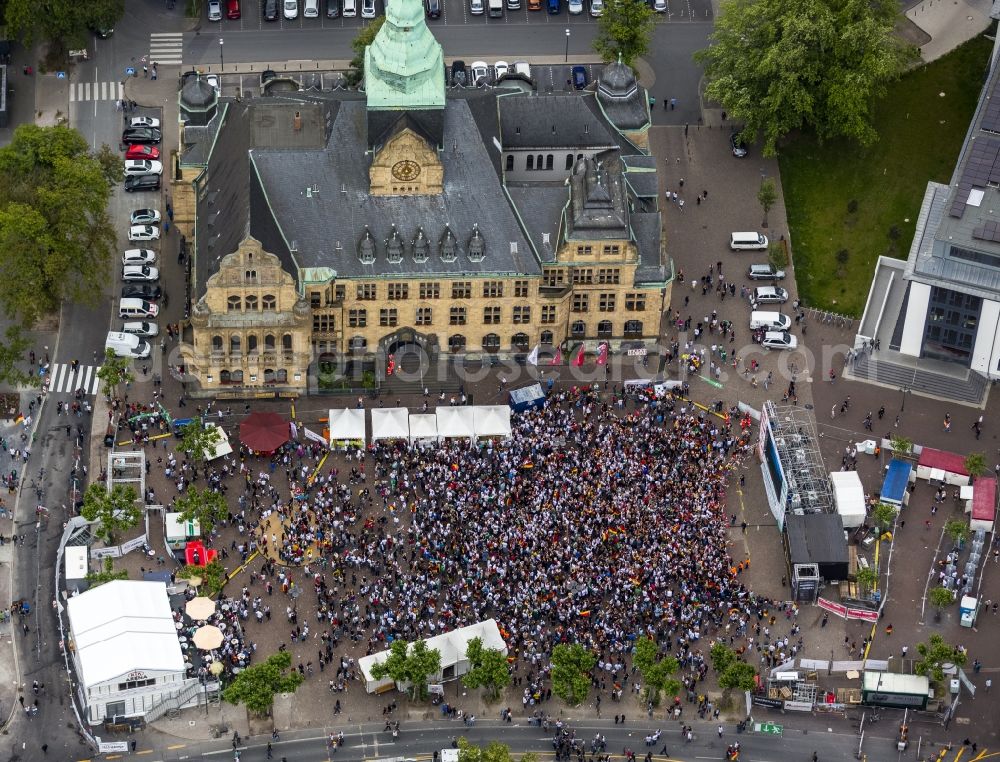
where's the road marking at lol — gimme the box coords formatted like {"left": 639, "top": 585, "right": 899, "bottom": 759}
{"left": 70, "top": 81, "right": 124, "bottom": 102}
{"left": 46, "top": 363, "right": 102, "bottom": 395}
{"left": 166, "top": 744, "right": 187, "bottom": 750}
{"left": 149, "top": 32, "right": 184, "bottom": 65}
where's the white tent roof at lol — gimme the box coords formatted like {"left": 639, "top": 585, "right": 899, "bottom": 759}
{"left": 472, "top": 405, "right": 512, "bottom": 438}
{"left": 328, "top": 408, "right": 366, "bottom": 441}
{"left": 371, "top": 408, "right": 410, "bottom": 441}
{"left": 408, "top": 413, "right": 438, "bottom": 441}
{"left": 436, "top": 407, "right": 475, "bottom": 439}
{"left": 66, "top": 580, "right": 184, "bottom": 687}
{"left": 830, "top": 470, "right": 866, "bottom": 528}
{"left": 205, "top": 422, "right": 232, "bottom": 461}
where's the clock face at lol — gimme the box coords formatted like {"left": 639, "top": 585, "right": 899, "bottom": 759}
{"left": 392, "top": 160, "right": 421, "bottom": 182}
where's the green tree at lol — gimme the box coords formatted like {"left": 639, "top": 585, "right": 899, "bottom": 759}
{"left": 944, "top": 519, "right": 970, "bottom": 545}
{"left": 768, "top": 241, "right": 789, "bottom": 271}
{"left": 369, "top": 639, "right": 442, "bottom": 700}
{"left": 179, "top": 417, "right": 223, "bottom": 466}
{"left": 633, "top": 636, "right": 680, "bottom": 705}
{"left": 718, "top": 661, "right": 757, "bottom": 697}
{"left": 855, "top": 566, "right": 877, "bottom": 596}
{"left": 914, "top": 634, "right": 966, "bottom": 684}
{"left": 964, "top": 452, "right": 987, "bottom": 478}
{"left": 343, "top": 16, "right": 386, "bottom": 87}
{"left": 593, "top": 0, "right": 655, "bottom": 66}
{"left": 173, "top": 486, "right": 229, "bottom": 535}
{"left": 457, "top": 738, "right": 515, "bottom": 762}
{"left": 80, "top": 483, "right": 141, "bottom": 545}
{"left": 710, "top": 642, "right": 736, "bottom": 674}
{"left": 84, "top": 556, "right": 128, "bottom": 587}
{"left": 462, "top": 636, "right": 511, "bottom": 701}
{"left": 550, "top": 643, "right": 595, "bottom": 706}
{"left": 176, "top": 559, "right": 228, "bottom": 596}
{"left": 757, "top": 177, "right": 777, "bottom": 227}
{"left": 871, "top": 502, "right": 898, "bottom": 532}
{"left": 4, "top": 0, "right": 124, "bottom": 51}
{"left": 0, "top": 325, "right": 37, "bottom": 388}
{"left": 889, "top": 435, "right": 913, "bottom": 456}
{"left": 222, "top": 650, "right": 304, "bottom": 716}
{"left": 96, "top": 348, "right": 135, "bottom": 399}
{"left": 928, "top": 586, "right": 954, "bottom": 623}
{"left": 694, "top": 0, "right": 914, "bottom": 156}
{"left": 0, "top": 125, "right": 117, "bottom": 326}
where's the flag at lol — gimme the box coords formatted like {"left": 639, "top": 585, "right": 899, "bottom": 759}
{"left": 596, "top": 342, "right": 609, "bottom": 365}
{"left": 550, "top": 347, "right": 563, "bottom": 366}
{"left": 526, "top": 344, "right": 539, "bottom": 366}
{"left": 571, "top": 344, "right": 586, "bottom": 367}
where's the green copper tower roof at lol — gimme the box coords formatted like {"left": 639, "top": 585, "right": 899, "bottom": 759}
{"left": 364, "top": 0, "right": 446, "bottom": 111}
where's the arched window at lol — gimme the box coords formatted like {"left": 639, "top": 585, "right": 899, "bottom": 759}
{"left": 231, "top": 370, "right": 243, "bottom": 383}
{"left": 624, "top": 320, "right": 643, "bottom": 336}
{"left": 540, "top": 330, "right": 554, "bottom": 345}
{"left": 264, "top": 368, "right": 276, "bottom": 383}
{"left": 483, "top": 333, "right": 500, "bottom": 351}
{"left": 571, "top": 320, "right": 586, "bottom": 336}
{"left": 230, "top": 335, "right": 241, "bottom": 353}
{"left": 565, "top": 154, "right": 574, "bottom": 170}
{"left": 577, "top": 153, "right": 583, "bottom": 161}
{"left": 212, "top": 335, "right": 223, "bottom": 352}
{"left": 449, "top": 334, "right": 466, "bottom": 352}
{"left": 247, "top": 335, "right": 259, "bottom": 353}
{"left": 227, "top": 296, "right": 241, "bottom": 312}
{"left": 220, "top": 370, "right": 231, "bottom": 384}
{"left": 282, "top": 334, "right": 293, "bottom": 351}
{"left": 349, "top": 336, "right": 367, "bottom": 351}
{"left": 512, "top": 332, "right": 529, "bottom": 350}
{"left": 536, "top": 154, "right": 543, "bottom": 170}
{"left": 245, "top": 270, "right": 257, "bottom": 282}
{"left": 245, "top": 295, "right": 258, "bottom": 311}
{"left": 526, "top": 155, "right": 534, "bottom": 171}
{"left": 597, "top": 320, "right": 613, "bottom": 337}
{"left": 276, "top": 369, "right": 288, "bottom": 382}
{"left": 264, "top": 334, "right": 276, "bottom": 350}
{"left": 545, "top": 155, "right": 553, "bottom": 170}
{"left": 262, "top": 294, "right": 276, "bottom": 311}
{"left": 505, "top": 155, "right": 514, "bottom": 172}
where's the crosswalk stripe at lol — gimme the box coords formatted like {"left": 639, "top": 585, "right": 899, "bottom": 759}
{"left": 149, "top": 32, "right": 184, "bottom": 66}
{"left": 70, "top": 81, "right": 124, "bottom": 102}
{"left": 91, "top": 369, "right": 102, "bottom": 395}
{"left": 46, "top": 364, "right": 104, "bottom": 395}
{"left": 51, "top": 364, "right": 65, "bottom": 392}
{"left": 80, "top": 366, "right": 92, "bottom": 394}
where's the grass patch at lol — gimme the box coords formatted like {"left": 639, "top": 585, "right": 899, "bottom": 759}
{"left": 778, "top": 34, "right": 993, "bottom": 316}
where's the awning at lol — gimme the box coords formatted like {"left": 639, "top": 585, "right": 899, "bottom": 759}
{"left": 239, "top": 412, "right": 288, "bottom": 453}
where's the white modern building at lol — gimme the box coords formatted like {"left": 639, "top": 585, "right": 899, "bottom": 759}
{"left": 855, "top": 38, "right": 1000, "bottom": 403}
{"left": 66, "top": 580, "right": 202, "bottom": 724}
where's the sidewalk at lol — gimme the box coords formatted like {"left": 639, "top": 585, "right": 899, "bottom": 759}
{"left": 906, "top": 0, "right": 993, "bottom": 63}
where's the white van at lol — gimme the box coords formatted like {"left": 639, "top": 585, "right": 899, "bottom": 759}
{"left": 730, "top": 232, "right": 768, "bottom": 251}
{"left": 105, "top": 331, "right": 151, "bottom": 359}
{"left": 749, "top": 311, "right": 791, "bottom": 331}
{"left": 119, "top": 298, "right": 159, "bottom": 319}
{"left": 488, "top": 0, "right": 503, "bottom": 15}
{"left": 342, "top": 0, "right": 357, "bottom": 15}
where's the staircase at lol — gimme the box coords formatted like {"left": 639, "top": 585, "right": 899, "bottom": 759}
{"left": 379, "top": 351, "right": 461, "bottom": 398}
{"left": 144, "top": 680, "right": 209, "bottom": 723}
{"left": 849, "top": 354, "right": 989, "bottom": 405}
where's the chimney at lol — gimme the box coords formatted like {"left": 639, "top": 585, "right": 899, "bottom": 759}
{"left": 293, "top": 111, "right": 302, "bottom": 131}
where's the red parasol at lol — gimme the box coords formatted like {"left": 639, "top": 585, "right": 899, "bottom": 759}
{"left": 239, "top": 412, "right": 289, "bottom": 453}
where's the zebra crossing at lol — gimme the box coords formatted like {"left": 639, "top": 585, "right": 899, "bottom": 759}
{"left": 45, "top": 364, "right": 102, "bottom": 396}
{"left": 69, "top": 81, "right": 125, "bottom": 103}
{"left": 149, "top": 32, "right": 184, "bottom": 66}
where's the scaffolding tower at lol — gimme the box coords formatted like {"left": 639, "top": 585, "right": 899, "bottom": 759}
{"left": 107, "top": 450, "right": 146, "bottom": 500}
{"left": 766, "top": 401, "right": 835, "bottom": 517}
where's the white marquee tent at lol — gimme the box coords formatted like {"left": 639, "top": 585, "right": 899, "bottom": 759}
{"left": 328, "top": 408, "right": 366, "bottom": 446}
{"left": 472, "top": 405, "right": 512, "bottom": 439}
{"left": 436, "top": 407, "right": 475, "bottom": 440}
{"left": 408, "top": 413, "right": 438, "bottom": 444}
{"left": 371, "top": 408, "right": 410, "bottom": 441}
{"left": 830, "top": 470, "right": 866, "bottom": 529}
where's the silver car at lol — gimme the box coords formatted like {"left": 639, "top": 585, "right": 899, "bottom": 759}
{"left": 751, "top": 286, "right": 789, "bottom": 305}
{"left": 208, "top": 0, "right": 223, "bottom": 19}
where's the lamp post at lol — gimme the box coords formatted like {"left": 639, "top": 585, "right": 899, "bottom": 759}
{"left": 219, "top": 37, "right": 224, "bottom": 71}
{"left": 564, "top": 28, "right": 570, "bottom": 63}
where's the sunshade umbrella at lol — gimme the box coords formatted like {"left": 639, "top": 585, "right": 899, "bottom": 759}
{"left": 239, "top": 411, "right": 289, "bottom": 453}
{"left": 185, "top": 596, "right": 216, "bottom": 620}
{"left": 192, "top": 624, "right": 224, "bottom": 650}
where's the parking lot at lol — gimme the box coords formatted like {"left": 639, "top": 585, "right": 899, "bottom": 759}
{"left": 207, "top": 0, "right": 713, "bottom": 31}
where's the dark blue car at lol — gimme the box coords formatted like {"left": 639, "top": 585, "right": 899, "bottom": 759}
{"left": 572, "top": 65, "right": 588, "bottom": 89}
{"left": 547, "top": 0, "right": 560, "bottom": 13}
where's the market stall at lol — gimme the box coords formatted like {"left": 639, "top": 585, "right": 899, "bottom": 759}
{"left": 370, "top": 408, "right": 409, "bottom": 442}
{"left": 830, "top": 471, "right": 866, "bottom": 529}
{"left": 880, "top": 459, "right": 913, "bottom": 508}
{"left": 970, "top": 476, "right": 997, "bottom": 532}
{"left": 916, "top": 447, "right": 969, "bottom": 486}
{"left": 328, "top": 408, "right": 366, "bottom": 449}
{"left": 472, "top": 405, "right": 512, "bottom": 440}
{"left": 408, "top": 413, "right": 438, "bottom": 445}
{"left": 436, "top": 407, "right": 475, "bottom": 441}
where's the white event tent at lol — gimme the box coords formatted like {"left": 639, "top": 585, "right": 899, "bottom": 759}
{"left": 408, "top": 413, "right": 438, "bottom": 445}
{"left": 371, "top": 408, "right": 410, "bottom": 441}
{"left": 435, "top": 407, "right": 475, "bottom": 440}
{"left": 328, "top": 408, "right": 366, "bottom": 447}
{"left": 830, "top": 470, "right": 866, "bottom": 529}
{"left": 472, "top": 405, "right": 512, "bottom": 439}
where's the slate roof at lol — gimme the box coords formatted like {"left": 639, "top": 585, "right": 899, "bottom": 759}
{"left": 498, "top": 93, "right": 618, "bottom": 150}
{"left": 505, "top": 183, "right": 568, "bottom": 264}
{"left": 631, "top": 212, "right": 668, "bottom": 286}
{"left": 250, "top": 99, "right": 539, "bottom": 278}
{"left": 596, "top": 61, "right": 650, "bottom": 132}
{"left": 621, "top": 155, "right": 659, "bottom": 199}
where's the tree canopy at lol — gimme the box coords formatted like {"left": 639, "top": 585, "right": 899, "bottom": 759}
{"left": 222, "top": 650, "right": 304, "bottom": 716}
{"left": 96, "top": 348, "right": 135, "bottom": 399}
{"left": 344, "top": 16, "right": 386, "bottom": 86}
{"left": 80, "top": 483, "right": 141, "bottom": 545}
{"left": 178, "top": 417, "right": 223, "bottom": 465}
{"left": 461, "top": 636, "right": 511, "bottom": 701}
{"left": 914, "top": 634, "right": 966, "bottom": 683}
{"left": 177, "top": 559, "right": 228, "bottom": 597}
{"left": 695, "top": 0, "right": 915, "bottom": 156}
{"left": 4, "top": 0, "right": 124, "bottom": 50}
{"left": 174, "top": 485, "right": 229, "bottom": 534}
{"left": 593, "top": 0, "right": 655, "bottom": 67}
{"left": 633, "top": 636, "right": 680, "bottom": 705}
{"left": 369, "top": 639, "right": 442, "bottom": 700}
{"left": 550, "top": 643, "right": 595, "bottom": 706}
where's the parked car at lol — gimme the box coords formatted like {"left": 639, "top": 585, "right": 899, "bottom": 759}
{"left": 264, "top": 0, "right": 279, "bottom": 19}
{"left": 571, "top": 65, "right": 588, "bottom": 89}
{"left": 761, "top": 331, "right": 798, "bottom": 351}
{"left": 470, "top": 0, "right": 484, "bottom": 13}
{"left": 124, "top": 160, "right": 163, "bottom": 176}
{"left": 127, "top": 225, "right": 160, "bottom": 242}
{"left": 494, "top": 60, "right": 510, "bottom": 78}
{"left": 125, "top": 144, "right": 160, "bottom": 161}
{"left": 747, "top": 263, "right": 786, "bottom": 281}
{"left": 651, "top": 0, "right": 666, "bottom": 10}
{"left": 361, "top": 0, "right": 377, "bottom": 16}
{"left": 122, "top": 127, "right": 161, "bottom": 145}
{"left": 284, "top": 0, "right": 299, "bottom": 18}
{"left": 568, "top": 0, "right": 583, "bottom": 12}
{"left": 730, "top": 131, "right": 748, "bottom": 158}
{"left": 451, "top": 60, "right": 467, "bottom": 86}
{"left": 130, "top": 116, "right": 160, "bottom": 129}
{"left": 207, "top": 0, "right": 223, "bottom": 20}
{"left": 527, "top": 0, "right": 541, "bottom": 8}
{"left": 513, "top": 61, "right": 531, "bottom": 79}
{"left": 122, "top": 264, "right": 160, "bottom": 281}
{"left": 547, "top": 0, "right": 560, "bottom": 12}
{"left": 751, "top": 286, "right": 789, "bottom": 305}
{"left": 121, "top": 321, "right": 159, "bottom": 337}
{"left": 122, "top": 249, "right": 157, "bottom": 265}
{"left": 589, "top": 0, "right": 603, "bottom": 15}
{"left": 205, "top": 74, "right": 220, "bottom": 95}
{"left": 227, "top": 0, "right": 242, "bottom": 18}
{"left": 121, "top": 284, "right": 163, "bottom": 300}
{"left": 130, "top": 209, "right": 161, "bottom": 226}
{"left": 425, "top": 0, "right": 440, "bottom": 15}
{"left": 471, "top": 61, "right": 489, "bottom": 85}
{"left": 304, "top": 0, "right": 319, "bottom": 15}
{"left": 124, "top": 174, "right": 161, "bottom": 193}
{"left": 327, "top": 0, "right": 340, "bottom": 15}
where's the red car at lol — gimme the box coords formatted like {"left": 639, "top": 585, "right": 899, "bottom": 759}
{"left": 227, "top": 0, "right": 241, "bottom": 17}
{"left": 125, "top": 144, "right": 161, "bottom": 161}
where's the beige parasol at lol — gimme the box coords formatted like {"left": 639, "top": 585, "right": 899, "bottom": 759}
{"left": 192, "top": 624, "right": 224, "bottom": 650}
{"left": 185, "top": 596, "right": 216, "bottom": 620}
{"left": 209, "top": 661, "right": 225, "bottom": 676}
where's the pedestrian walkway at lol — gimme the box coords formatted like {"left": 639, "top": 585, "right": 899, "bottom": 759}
{"left": 69, "top": 81, "right": 124, "bottom": 103}
{"left": 45, "top": 364, "right": 101, "bottom": 396}
{"left": 148, "top": 33, "right": 184, "bottom": 67}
